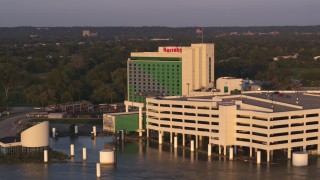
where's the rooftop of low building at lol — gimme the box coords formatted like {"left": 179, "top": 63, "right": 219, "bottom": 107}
{"left": 160, "top": 91, "right": 320, "bottom": 112}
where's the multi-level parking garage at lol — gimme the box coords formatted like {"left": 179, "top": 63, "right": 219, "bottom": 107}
{"left": 145, "top": 91, "right": 320, "bottom": 162}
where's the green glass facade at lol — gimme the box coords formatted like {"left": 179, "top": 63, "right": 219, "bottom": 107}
{"left": 128, "top": 56, "right": 182, "bottom": 103}
{"left": 114, "top": 113, "right": 146, "bottom": 132}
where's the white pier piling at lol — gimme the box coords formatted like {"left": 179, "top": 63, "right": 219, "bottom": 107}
{"left": 70, "top": 144, "right": 74, "bottom": 157}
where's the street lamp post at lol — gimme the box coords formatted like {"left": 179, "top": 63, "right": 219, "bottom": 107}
{"left": 296, "top": 83, "right": 301, "bottom": 104}
{"left": 212, "top": 80, "right": 215, "bottom": 96}
{"left": 132, "top": 92, "right": 135, "bottom": 111}
{"left": 271, "top": 93, "right": 274, "bottom": 111}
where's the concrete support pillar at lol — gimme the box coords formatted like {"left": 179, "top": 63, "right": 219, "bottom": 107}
{"left": 190, "top": 140, "right": 194, "bottom": 152}
{"left": 199, "top": 135, "right": 203, "bottom": 141}
{"left": 52, "top": 128, "right": 56, "bottom": 138}
{"left": 170, "top": 132, "right": 173, "bottom": 144}
{"left": 208, "top": 144, "right": 212, "bottom": 156}
{"left": 93, "top": 126, "right": 97, "bottom": 137}
{"left": 219, "top": 145, "right": 222, "bottom": 155}
{"left": 195, "top": 136, "right": 198, "bottom": 149}
{"left": 83, "top": 148, "right": 87, "bottom": 161}
{"left": 146, "top": 129, "right": 149, "bottom": 138}
{"left": 70, "top": 144, "right": 74, "bottom": 157}
{"left": 224, "top": 146, "right": 227, "bottom": 156}
{"left": 44, "top": 150, "right": 48, "bottom": 163}
{"left": 158, "top": 131, "right": 162, "bottom": 145}
{"left": 288, "top": 148, "right": 292, "bottom": 159}
{"left": 138, "top": 107, "right": 143, "bottom": 137}
{"left": 125, "top": 104, "right": 129, "bottom": 112}
{"left": 96, "top": 163, "right": 101, "bottom": 177}
{"left": 229, "top": 147, "right": 233, "bottom": 160}
{"left": 250, "top": 147, "right": 253, "bottom": 157}
{"left": 182, "top": 134, "right": 185, "bottom": 146}
{"left": 267, "top": 150, "right": 270, "bottom": 162}
{"left": 257, "top": 151, "right": 261, "bottom": 164}
{"left": 174, "top": 136, "right": 178, "bottom": 148}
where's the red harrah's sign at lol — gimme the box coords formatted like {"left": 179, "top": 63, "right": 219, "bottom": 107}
{"left": 163, "top": 47, "right": 182, "bottom": 53}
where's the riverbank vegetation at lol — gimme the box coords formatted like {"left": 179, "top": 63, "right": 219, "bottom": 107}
{"left": 0, "top": 150, "right": 69, "bottom": 163}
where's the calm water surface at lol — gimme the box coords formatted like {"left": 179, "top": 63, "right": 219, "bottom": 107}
{"left": 0, "top": 136, "right": 319, "bottom": 179}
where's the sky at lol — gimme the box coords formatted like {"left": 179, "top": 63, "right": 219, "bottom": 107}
{"left": 0, "top": 0, "right": 319, "bottom": 27}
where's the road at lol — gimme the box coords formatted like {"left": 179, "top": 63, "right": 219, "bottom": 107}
{"left": 0, "top": 113, "right": 29, "bottom": 138}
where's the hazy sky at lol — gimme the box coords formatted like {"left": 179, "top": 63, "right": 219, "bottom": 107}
{"left": 1, "top": 0, "right": 319, "bottom": 27}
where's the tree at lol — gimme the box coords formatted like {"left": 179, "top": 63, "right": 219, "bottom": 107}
{"left": 25, "top": 85, "right": 56, "bottom": 106}
{"left": 0, "top": 63, "right": 21, "bottom": 109}
{"left": 92, "top": 84, "right": 114, "bottom": 103}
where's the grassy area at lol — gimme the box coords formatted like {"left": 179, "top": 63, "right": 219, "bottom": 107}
{"left": 29, "top": 118, "right": 102, "bottom": 125}
{"left": 0, "top": 150, "right": 69, "bottom": 163}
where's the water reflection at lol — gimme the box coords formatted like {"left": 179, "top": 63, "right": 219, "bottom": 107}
{"left": 158, "top": 144, "right": 162, "bottom": 161}
{"left": 191, "top": 152, "right": 194, "bottom": 163}
{"left": 92, "top": 138, "right": 96, "bottom": 148}
{"left": 0, "top": 136, "right": 319, "bottom": 179}
{"left": 174, "top": 148, "right": 177, "bottom": 160}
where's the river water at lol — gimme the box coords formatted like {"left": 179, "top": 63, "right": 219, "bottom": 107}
{"left": 0, "top": 136, "right": 319, "bottom": 179}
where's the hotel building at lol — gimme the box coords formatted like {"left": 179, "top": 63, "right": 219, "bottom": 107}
{"left": 127, "top": 44, "right": 214, "bottom": 103}
{"left": 145, "top": 91, "right": 320, "bottom": 162}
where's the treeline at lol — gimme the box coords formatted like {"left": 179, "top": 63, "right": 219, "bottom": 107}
{"left": 0, "top": 26, "right": 320, "bottom": 39}
{"left": 0, "top": 37, "right": 199, "bottom": 108}
{"left": 0, "top": 26, "right": 320, "bottom": 109}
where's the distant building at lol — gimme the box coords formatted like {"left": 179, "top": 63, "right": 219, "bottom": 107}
{"left": 150, "top": 38, "right": 172, "bottom": 41}
{"left": 273, "top": 53, "right": 298, "bottom": 61}
{"left": 314, "top": 56, "right": 320, "bottom": 60}
{"left": 82, "top": 30, "right": 90, "bottom": 37}
{"left": 230, "top": 32, "right": 239, "bottom": 36}
{"left": 82, "top": 30, "right": 98, "bottom": 37}
{"left": 30, "top": 34, "right": 38, "bottom": 38}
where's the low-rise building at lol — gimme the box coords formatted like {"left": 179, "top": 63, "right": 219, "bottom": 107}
{"left": 216, "top": 77, "right": 242, "bottom": 94}
{"left": 145, "top": 91, "right": 320, "bottom": 162}
{"left": 0, "top": 121, "right": 49, "bottom": 155}
{"left": 103, "top": 112, "right": 146, "bottom": 133}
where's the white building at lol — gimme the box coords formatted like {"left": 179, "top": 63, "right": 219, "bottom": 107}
{"left": 273, "top": 53, "right": 298, "bottom": 61}
{"left": 0, "top": 121, "right": 49, "bottom": 155}
{"left": 145, "top": 91, "right": 320, "bottom": 162}
{"left": 314, "top": 56, "right": 320, "bottom": 60}
{"left": 216, "top": 77, "right": 243, "bottom": 94}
